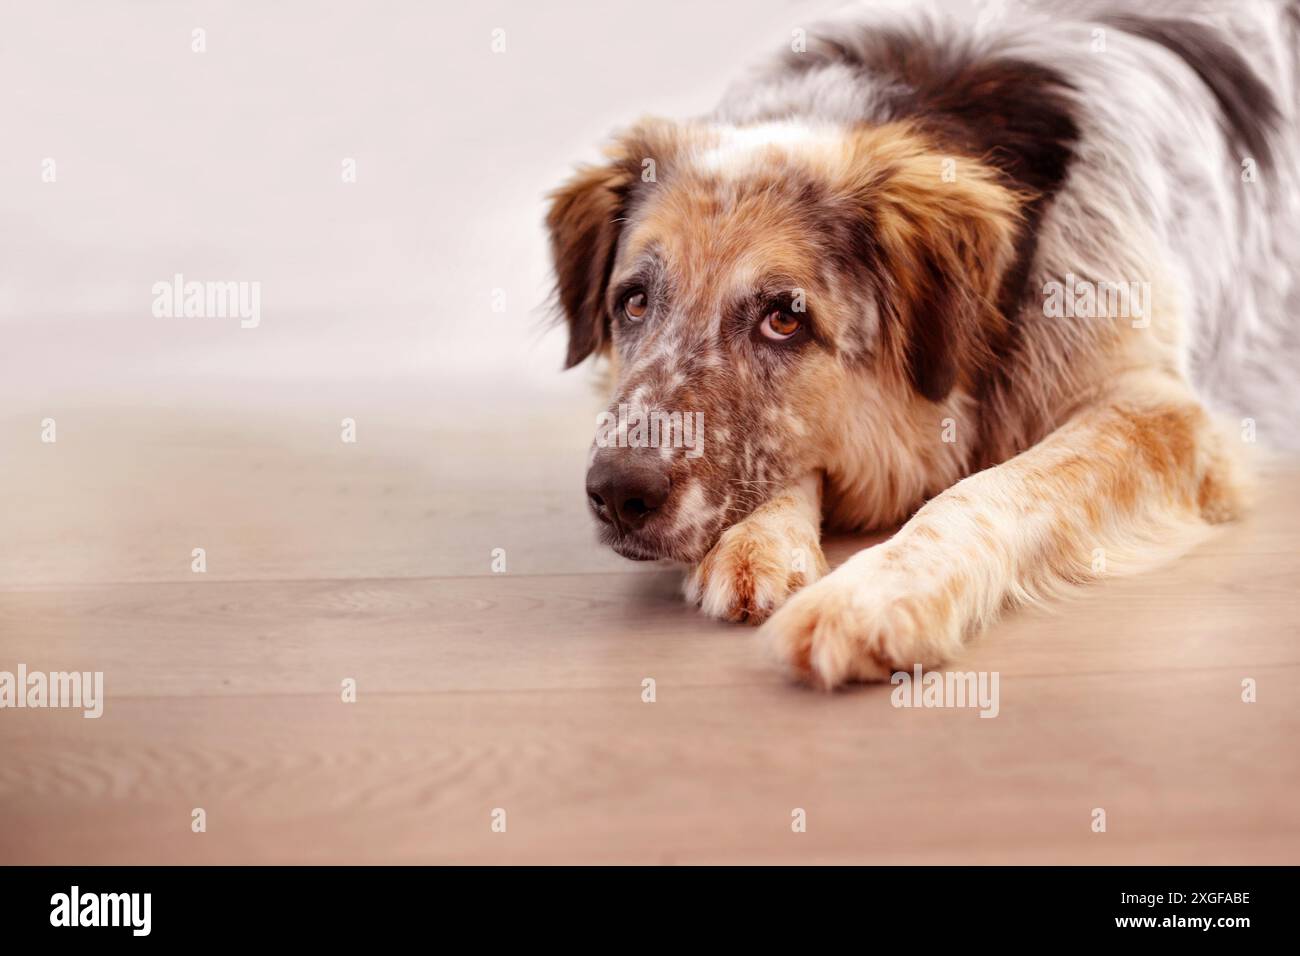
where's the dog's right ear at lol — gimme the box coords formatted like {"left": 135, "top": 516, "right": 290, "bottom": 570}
{"left": 545, "top": 159, "right": 636, "bottom": 369}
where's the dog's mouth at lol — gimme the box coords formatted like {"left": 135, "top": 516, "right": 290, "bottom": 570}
{"left": 607, "top": 531, "right": 668, "bottom": 562}
{"left": 589, "top": 499, "right": 725, "bottom": 564}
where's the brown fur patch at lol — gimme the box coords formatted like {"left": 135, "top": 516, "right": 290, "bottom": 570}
{"left": 841, "top": 125, "right": 1027, "bottom": 401}
{"left": 545, "top": 150, "right": 639, "bottom": 367}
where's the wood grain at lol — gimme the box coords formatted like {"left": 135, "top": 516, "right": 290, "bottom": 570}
{"left": 0, "top": 404, "right": 1297, "bottom": 864}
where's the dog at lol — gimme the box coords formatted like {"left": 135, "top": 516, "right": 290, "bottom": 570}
{"left": 545, "top": 0, "right": 1300, "bottom": 688}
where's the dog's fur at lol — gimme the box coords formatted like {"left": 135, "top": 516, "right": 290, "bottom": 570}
{"left": 546, "top": 0, "right": 1300, "bottom": 688}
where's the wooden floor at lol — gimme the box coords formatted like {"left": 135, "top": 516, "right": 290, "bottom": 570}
{"left": 2, "top": 398, "right": 1298, "bottom": 864}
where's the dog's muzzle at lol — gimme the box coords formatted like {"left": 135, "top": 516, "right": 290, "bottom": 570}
{"left": 585, "top": 447, "right": 672, "bottom": 555}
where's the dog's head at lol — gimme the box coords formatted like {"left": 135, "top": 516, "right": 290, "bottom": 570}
{"left": 547, "top": 119, "right": 1023, "bottom": 562}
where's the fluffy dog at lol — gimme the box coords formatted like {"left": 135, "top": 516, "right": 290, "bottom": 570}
{"left": 545, "top": 0, "right": 1300, "bottom": 688}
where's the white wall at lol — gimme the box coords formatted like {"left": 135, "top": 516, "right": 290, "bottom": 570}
{"left": 1, "top": 0, "right": 841, "bottom": 409}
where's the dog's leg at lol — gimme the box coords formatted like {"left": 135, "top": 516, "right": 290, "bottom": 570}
{"left": 761, "top": 370, "right": 1251, "bottom": 688}
{"left": 686, "top": 472, "right": 827, "bottom": 624}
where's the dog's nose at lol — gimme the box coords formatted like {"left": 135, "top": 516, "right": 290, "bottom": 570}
{"left": 586, "top": 452, "right": 671, "bottom": 532}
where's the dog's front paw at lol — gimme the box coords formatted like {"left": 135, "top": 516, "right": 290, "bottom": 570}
{"left": 685, "top": 520, "right": 827, "bottom": 625}
{"left": 759, "top": 555, "right": 966, "bottom": 689}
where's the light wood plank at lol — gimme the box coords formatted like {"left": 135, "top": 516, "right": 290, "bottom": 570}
{"left": 3, "top": 405, "right": 1296, "bottom": 588}
{"left": 1, "top": 666, "right": 1295, "bottom": 864}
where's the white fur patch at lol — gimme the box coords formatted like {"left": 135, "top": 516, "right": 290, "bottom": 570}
{"left": 695, "top": 121, "right": 837, "bottom": 176}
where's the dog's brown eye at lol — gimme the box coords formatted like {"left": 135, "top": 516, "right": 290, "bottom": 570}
{"left": 622, "top": 291, "right": 648, "bottom": 321}
{"left": 760, "top": 310, "right": 801, "bottom": 341}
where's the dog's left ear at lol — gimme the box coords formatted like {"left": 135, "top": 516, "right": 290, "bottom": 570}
{"left": 545, "top": 157, "right": 637, "bottom": 369}
{"left": 852, "top": 129, "right": 1025, "bottom": 402}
